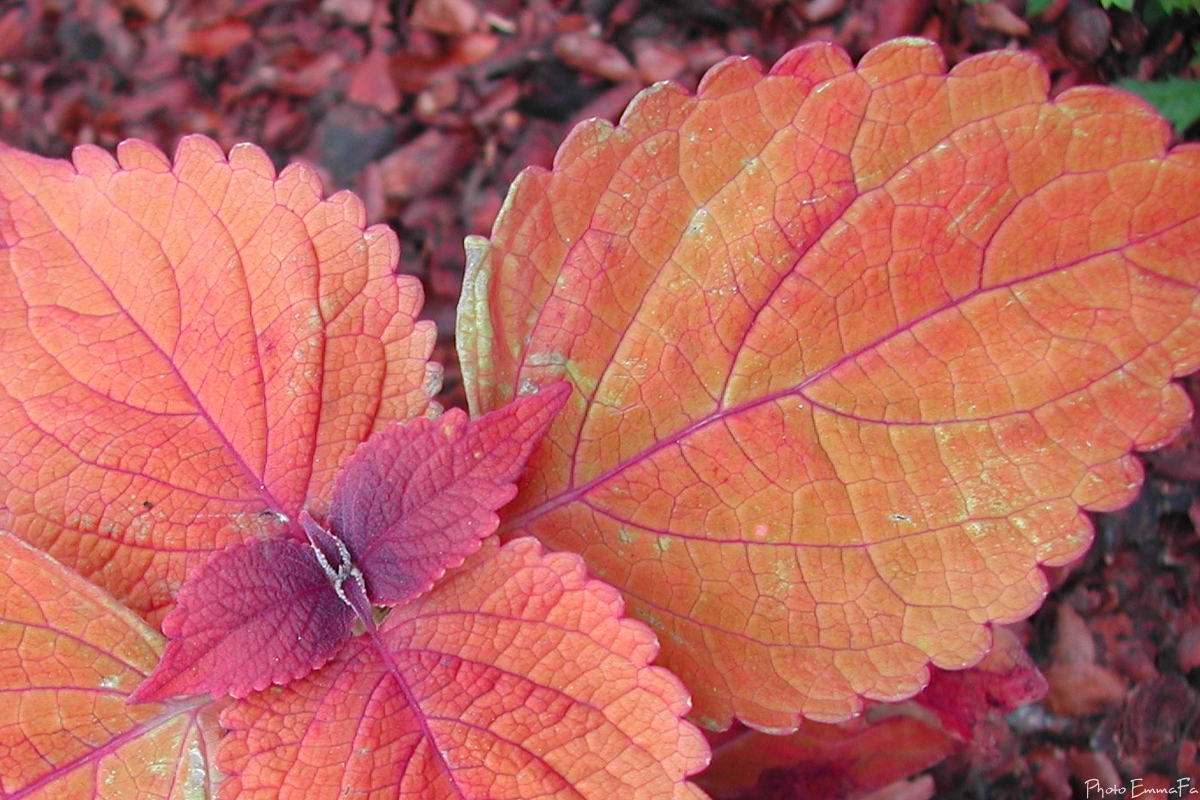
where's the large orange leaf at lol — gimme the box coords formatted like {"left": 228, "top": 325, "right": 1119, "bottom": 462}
{"left": 457, "top": 38, "right": 1200, "bottom": 730}
{"left": 218, "top": 536, "right": 710, "bottom": 800}
{"left": 0, "top": 135, "right": 438, "bottom": 624}
{"left": 0, "top": 530, "right": 224, "bottom": 799}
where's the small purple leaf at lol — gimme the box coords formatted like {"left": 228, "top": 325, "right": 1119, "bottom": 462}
{"left": 130, "top": 382, "right": 569, "bottom": 703}
{"left": 301, "top": 511, "right": 375, "bottom": 631}
{"left": 330, "top": 381, "right": 571, "bottom": 606}
{"left": 128, "top": 537, "right": 355, "bottom": 702}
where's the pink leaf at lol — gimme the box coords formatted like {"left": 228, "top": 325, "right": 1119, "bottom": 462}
{"left": 913, "top": 625, "right": 1047, "bottom": 741}
{"left": 129, "top": 537, "right": 356, "bottom": 702}
{"left": 324, "top": 381, "right": 571, "bottom": 605}
{"left": 130, "top": 384, "right": 569, "bottom": 701}
{"left": 698, "top": 716, "right": 957, "bottom": 800}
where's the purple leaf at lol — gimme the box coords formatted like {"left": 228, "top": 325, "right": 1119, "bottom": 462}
{"left": 130, "top": 382, "right": 570, "bottom": 701}
{"left": 326, "top": 381, "right": 571, "bottom": 605}
{"left": 129, "top": 537, "right": 355, "bottom": 703}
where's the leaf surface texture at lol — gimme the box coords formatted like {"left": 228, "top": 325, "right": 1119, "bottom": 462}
{"left": 0, "top": 135, "right": 438, "bottom": 624}
{"left": 0, "top": 531, "right": 223, "bottom": 799}
{"left": 218, "top": 538, "right": 710, "bottom": 800}
{"left": 131, "top": 385, "right": 570, "bottom": 702}
{"left": 458, "top": 39, "right": 1200, "bottom": 729}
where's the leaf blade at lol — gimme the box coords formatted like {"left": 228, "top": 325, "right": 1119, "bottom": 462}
{"left": 0, "top": 135, "right": 438, "bottom": 624}
{"left": 459, "top": 39, "right": 1200, "bottom": 729}
{"left": 328, "top": 381, "right": 570, "bottom": 606}
{"left": 0, "top": 530, "right": 224, "bottom": 799}
{"left": 128, "top": 538, "right": 355, "bottom": 703}
{"left": 218, "top": 537, "right": 709, "bottom": 800}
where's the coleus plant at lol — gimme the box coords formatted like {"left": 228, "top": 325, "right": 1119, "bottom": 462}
{"left": 2, "top": 35, "right": 1199, "bottom": 798}
{"left": 0, "top": 124, "right": 704, "bottom": 798}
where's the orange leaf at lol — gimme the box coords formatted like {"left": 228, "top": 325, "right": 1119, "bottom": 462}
{"left": 218, "top": 537, "right": 710, "bottom": 800}
{"left": 0, "top": 530, "right": 224, "bottom": 798}
{"left": 0, "top": 135, "right": 438, "bottom": 624}
{"left": 457, "top": 39, "right": 1200, "bottom": 729}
